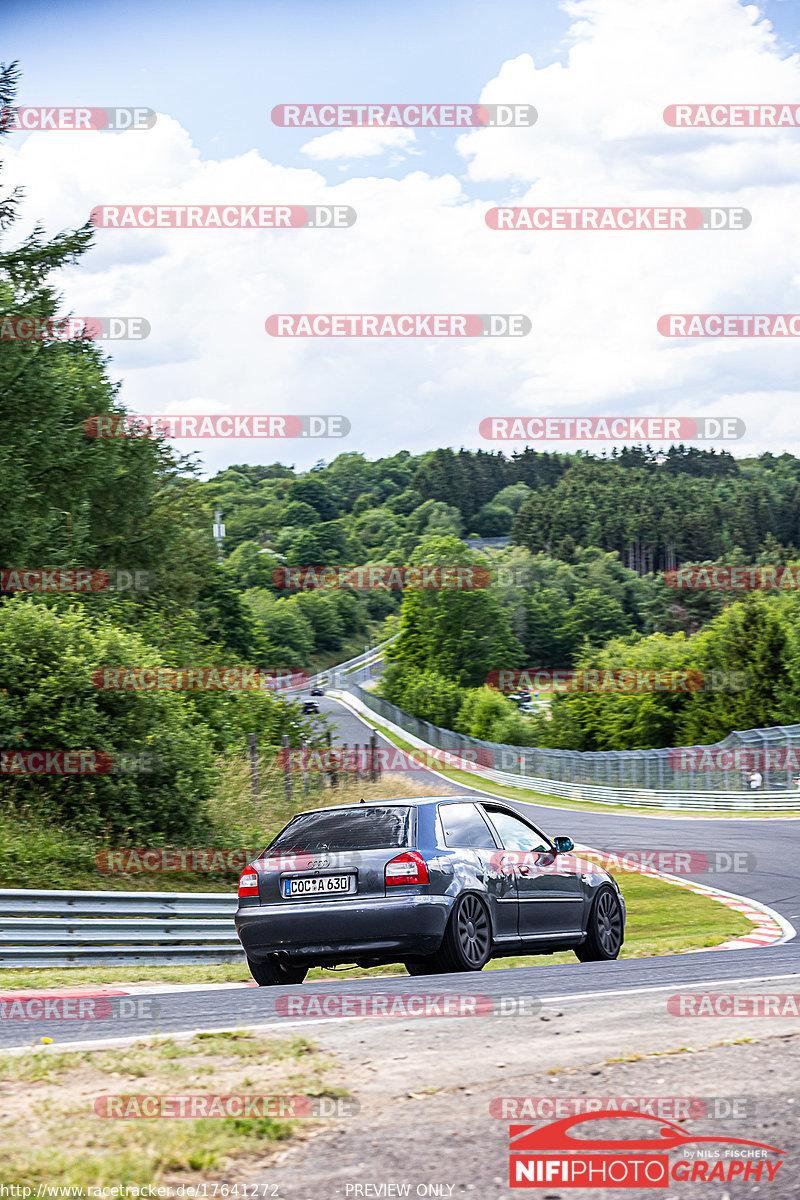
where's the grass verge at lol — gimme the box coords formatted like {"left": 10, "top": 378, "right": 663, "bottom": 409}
{"left": 0, "top": 1032, "right": 345, "bottom": 1186}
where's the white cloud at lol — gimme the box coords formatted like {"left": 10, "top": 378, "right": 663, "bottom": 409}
{"left": 5, "top": 0, "right": 800, "bottom": 472}
{"left": 300, "top": 126, "right": 417, "bottom": 160}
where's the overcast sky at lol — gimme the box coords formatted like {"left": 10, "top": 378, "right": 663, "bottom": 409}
{"left": 5, "top": 0, "right": 800, "bottom": 475}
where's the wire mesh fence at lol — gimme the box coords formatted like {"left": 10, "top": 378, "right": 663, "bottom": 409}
{"left": 338, "top": 682, "right": 800, "bottom": 794}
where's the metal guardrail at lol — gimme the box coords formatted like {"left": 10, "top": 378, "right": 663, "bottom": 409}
{"left": 312, "top": 636, "right": 394, "bottom": 690}
{"left": 0, "top": 890, "right": 242, "bottom": 969}
{"left": 470, "top": 769, "right": 800, "bottom": 812}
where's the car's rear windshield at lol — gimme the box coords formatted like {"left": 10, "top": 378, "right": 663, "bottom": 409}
{"left": 267, "top": 805, "right": 414, "bottom": 852}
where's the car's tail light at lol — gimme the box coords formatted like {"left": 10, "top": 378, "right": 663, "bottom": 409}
{"left": 238, "top": 868, "right": 260, "bottom": 898}
{"left": 385, "top": 851, "right": 429, "bottom": 887}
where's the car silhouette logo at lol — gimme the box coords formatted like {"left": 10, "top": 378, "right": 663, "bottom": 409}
{"left": 510, "top": 1111, "right": 784, "bottom": 1155}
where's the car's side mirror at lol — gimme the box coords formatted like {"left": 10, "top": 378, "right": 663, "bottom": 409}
{"left": 553, "top": 836, "right": 574, "bottom": 854}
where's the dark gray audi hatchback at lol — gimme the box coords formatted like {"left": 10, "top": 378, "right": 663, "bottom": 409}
{"left": 235, "top": 795, "right": 625, "bottom": 985}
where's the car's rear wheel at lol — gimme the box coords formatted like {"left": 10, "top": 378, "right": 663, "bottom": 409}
{"left": 428, "top": 893, "right": 492, "bottom": 973}
{"left": 575, "top": 886, "right": 624, "bottom": 962}
{"left": 246, "top": 955, "right": 308, "bottom": 986}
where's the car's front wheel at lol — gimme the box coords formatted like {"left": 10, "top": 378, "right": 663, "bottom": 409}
{"left": 246, "top": 955, "right": 308, "bottom": 986}
{"left": 575, "top": 886, "right": 624, "bottom": 962}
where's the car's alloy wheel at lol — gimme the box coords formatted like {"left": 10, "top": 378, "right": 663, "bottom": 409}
{"left": 246, "top": 954, "right": 308, "bottom": 986}
{"left": 404, "top": 894, "right": 492, "bottom": 975}
{"left": 439, "top": 893, "right": 492, "bottom": 971}
{"left": 575, "top": 886, "right": 624, "bottom": 962}
{"left": 454, "top": 894, "right": 492, "bottom": 966}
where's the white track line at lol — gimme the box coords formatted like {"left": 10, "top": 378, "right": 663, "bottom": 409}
{"left": 4, "top": 972, "right": 800, "bottom": 1056}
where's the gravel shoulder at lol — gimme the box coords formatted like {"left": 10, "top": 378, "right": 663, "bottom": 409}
{"left": 244, "top": 976, "right": 800, "bottom": 1200}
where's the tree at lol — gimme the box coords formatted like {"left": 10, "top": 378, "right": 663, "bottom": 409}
{"left": 289, "top": 476, "right": 343, "bottom": 521}
{"left": 284, "top": 521, "right": 351, "bottom": 566}
{"left": 473, "top": 503, "right": 515, "bottom": 537}
{"left": 0, "top": 62, "right": 215, "bottom": 602}
{"left": 559, "top": 588, "right": 633, "bottom": 659}
{"left": 223, "top": 541, "right": 283, "bottom": 590}
{"left": 294, "top": 590, "right": 345, "bottom": 651}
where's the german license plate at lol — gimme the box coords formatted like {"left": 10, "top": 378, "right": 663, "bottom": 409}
{"left": 282, "top": 874, "right": 354, "bottom": 898}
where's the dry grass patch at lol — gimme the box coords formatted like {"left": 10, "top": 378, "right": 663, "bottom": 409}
{"left": 0, "top": 1032, "right": 349, "bottom": 1187}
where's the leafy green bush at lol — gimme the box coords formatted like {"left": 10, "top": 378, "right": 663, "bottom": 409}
{"left": 0, "top": 600, "right": 216, "bottom": 839}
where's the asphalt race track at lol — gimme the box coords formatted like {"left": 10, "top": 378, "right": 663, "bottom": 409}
{"left": 1, "top": 696, "right": 798, "bottom": 1052}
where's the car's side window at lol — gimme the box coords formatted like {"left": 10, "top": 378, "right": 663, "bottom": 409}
{"left": 483, "top": 809, "right": 551, "bottom": 852}
{"left": 439, "top": 802, "right": 499, "bottom": 849}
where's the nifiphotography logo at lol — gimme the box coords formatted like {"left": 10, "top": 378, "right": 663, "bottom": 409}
{"left": 508, "top": 1111, "right": 784, "bottom": 1187}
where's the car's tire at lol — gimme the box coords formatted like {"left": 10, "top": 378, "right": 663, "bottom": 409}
{"left": 431, "top": 893, "right": 492, "bottom": 973}
{"left": 575, "top": 886, "right": 624, "bottom": 962}
{"left": 246, "top": 955, "right": 308, "bottom": 986}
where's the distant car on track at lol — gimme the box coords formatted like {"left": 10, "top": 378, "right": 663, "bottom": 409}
{"left": 235, "top": 795, "right": 625, "bottom": 985}
{"left": 310, "top": 687, "right": 325, "bottom": 696}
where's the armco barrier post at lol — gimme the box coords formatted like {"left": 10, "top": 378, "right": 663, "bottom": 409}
{"left": 301, "top": 741, "right": 310, "bottom": 796}
{"left": 248, "top": 733, "right": 259, "bottom": 807}
{"left": 327, "top": 731, "right": 338, "bottom": 788}
{"left": 282, "top": 734, "right": 292, "bottom": 803}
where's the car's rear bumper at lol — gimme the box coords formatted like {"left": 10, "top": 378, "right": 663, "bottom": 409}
{"left": 235, "top": 893, "right": 450, "bottom": 961}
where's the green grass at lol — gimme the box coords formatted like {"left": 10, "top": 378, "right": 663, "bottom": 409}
{"left": 358, "top": 716, "right": 800, "bottom": 819}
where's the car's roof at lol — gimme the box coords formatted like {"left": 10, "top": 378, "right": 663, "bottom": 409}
{"left": 286, "top": 795, "right": 499, "bottom": 819}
